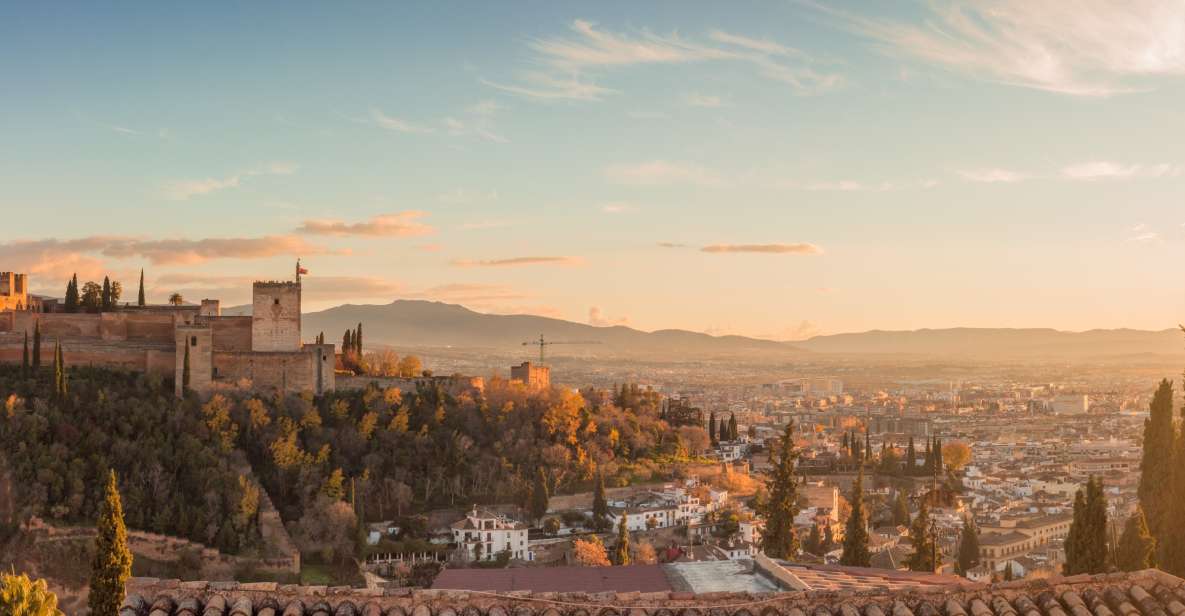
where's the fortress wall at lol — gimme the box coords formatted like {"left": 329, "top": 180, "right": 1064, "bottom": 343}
{"left": 10, "top": 312, "right": 102, "bottom": 338}
{"left": 206, "top": 316, "right": 253, "bottom": 352}
{"left": 121, "top": 312, "right": 177, "bottom": 342}
{"left": 213, "top": 350, "right": 317, "bottom": 394}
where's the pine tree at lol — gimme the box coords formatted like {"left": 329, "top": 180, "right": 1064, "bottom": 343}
{"left": 21, "top": 330, "right": 29, "bottom": 379}
{"left": 101, "top": 276, "right": 112, "bottom": 311}
{"left": 709, "top": 411, "right": 718, "bottom": 444}
{"left": 89, "top": 470, "right": 132, "bottom": 616}
{"left": 956, "top": 515, "right": 980, "bottom": 576}
{"left": 592, "top": 472, "right": 610, "bottom": 531}
{"left": 906, "top": 498, "right": 938, "bottom": 572}
{"left": 529, "top": 468, "right": 550, "bottom": 523}
{"left": 137, "top": 269, "right": 146, "bottom": 306}
{"left": 840, "top": 466, "right": 870, "bottom": 566}
{"left": 181, "top": 342, "right": 191, "bottom": 393}
{"left": 613, "top": 516, "right": 631, "bottom": 565}
{"left": 892, "top": 491, "right": 910, "bottom": 527}
{"left": 32, "top": 321, "right": 41, "bottom": 369}
{"left": 1116, "top": 506, "right": 1156, "bottom": 572}
{"left": 759, "top": 422, "right": 801, "bottom": 559}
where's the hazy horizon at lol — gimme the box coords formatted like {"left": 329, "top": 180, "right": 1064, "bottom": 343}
{"left": 4, "top": 2, "right": 1185, "bottom": 338}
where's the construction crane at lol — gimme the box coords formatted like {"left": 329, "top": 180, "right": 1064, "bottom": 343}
{"left": 521, "top": 334, "right": 601, "bottom": 364}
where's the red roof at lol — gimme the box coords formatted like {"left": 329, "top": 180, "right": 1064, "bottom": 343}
{"left": 432, "top": 565, "right": 673, "bottom": 593}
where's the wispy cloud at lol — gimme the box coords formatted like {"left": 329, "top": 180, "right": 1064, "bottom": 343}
{"left": 1126, "top": 223, "right": 1160, "bottom": 243}
{"left": 605, "top": 160, "right": 726, "bottom": 187}
{"left": 701, "top": 243, "right": 823, "bottom": 255}
{"left": 1060, "top": 161, "right": 1181, "bottom": 181}
{"left": 588, "top": 306, "right": 629, "bottom": 327}
{"left": 370, "top": 108, "right": 434, "bottom": 134}
{"left": 481, "top": 72, "right": 616, "bottom": 101}
{"left": 657, "top": 242, "right": 688, "bottom": 249}
{"left": 957, "top": 168, "right": 1029, "bottom": 183}
{"left": 162, "top": 162, "right": 297, "bottom": 200}
{"left": 776, "top": 178, "right": 938, "bottom": 192}
{"left": 600, "top": 202, "right": 634, "bottom": 214}
{"left": 684, "top": 93, "right": 727, "bottom": 108}
{"left": 296, "top": 211, "right": 434, "bottom": 237}
{"left": 818, "top": 0, "right": 1185, "bottom": 96}
{"left": 956, "top": 161, "right": 1182, "bottom": 183}
{"left": 451, "top": 256, "right": 582, "bottom": 267}
{"left": 438, "top": 188, "right": 499, "bottom": 204}
{"left": 486, "top": 20, "right": 841, "bottom": 101}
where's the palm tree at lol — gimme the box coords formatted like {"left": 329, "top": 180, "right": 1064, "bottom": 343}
{"left": 168, "top": 293, "right": 183, "bottom": 306}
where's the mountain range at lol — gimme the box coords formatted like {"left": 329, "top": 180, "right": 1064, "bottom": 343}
{"left": 225, "top": 300, "right": 1185, "bottom": 360}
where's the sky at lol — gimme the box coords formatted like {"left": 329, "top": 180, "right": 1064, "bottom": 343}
{"left": 3, "top": 1, "right": 1185, "bottom": 340}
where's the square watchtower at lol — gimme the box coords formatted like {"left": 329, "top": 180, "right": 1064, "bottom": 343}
{"left": 252, "top": 281, "right": 301, "bottom": 352}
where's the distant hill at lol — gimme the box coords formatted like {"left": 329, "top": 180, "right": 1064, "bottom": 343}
{"left": 233, "top": 300, "right": 804, "bottom": 359}
{"left": 223, "top": 301, "right": 1184, "bottom": 360}
{"left": 793, "top": 327, "right": 1185, "bottom": 359}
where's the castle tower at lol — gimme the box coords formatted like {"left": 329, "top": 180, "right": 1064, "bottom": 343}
{"left": 251, "top": 281, "right": 301, "bottom": 352}
{"left": 176, "top": 324, "right": 213, "bottom": 397}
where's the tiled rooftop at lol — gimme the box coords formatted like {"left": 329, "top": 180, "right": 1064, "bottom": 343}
{"left": 120, "top": 568, "right": 1185, "bottom": 616}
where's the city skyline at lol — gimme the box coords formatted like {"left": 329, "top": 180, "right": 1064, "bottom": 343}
{"left": 4, "top": 1, "right": 1185, "bottom": 339}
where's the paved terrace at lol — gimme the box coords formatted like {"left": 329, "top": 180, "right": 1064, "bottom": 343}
{"left": 120, "top": 568, "right": 1184, "bottom": 616}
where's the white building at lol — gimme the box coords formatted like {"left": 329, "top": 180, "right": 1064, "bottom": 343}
{"left": 451, "top": 508, "right": 533, "bottom": 562}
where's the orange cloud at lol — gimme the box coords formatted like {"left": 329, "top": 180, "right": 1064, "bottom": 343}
{"left": 450, "top": 256, "right": 582, "bottom": 267}
{"left": 296, "top": 211, "right": 434, "bottom": 237}
{"left": 701, "top": 243, "right": 822, "bottom": 255}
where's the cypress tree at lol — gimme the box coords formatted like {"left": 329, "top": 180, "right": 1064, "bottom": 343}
{"left": 1066, "top": 476, "right": 1109, "bottom": 574}
{"left": 906, "top": 437, "right": 917, "bottom": 475}
{"left": 1116, "top": 506, "right": 1156, "bottom": 571}
{"left": 1003, "top": 561, "right": 1015, "bottom": 581}
{"left": 864, "top": 433, "right": 872, "bottom": 461}
{"left": 355, "top": 323, "right": 363, "bottom": 354}
{"left": 591, "top": 471, "right": 609, "bottom": 531}
{"left": 65, "top": 274, "right": 79, "bottom": 313}
{"left": 956, "top": 515, "right": 980, "bottom": 576}
{"left": 1163, "top": 403, "right": 1185, "bottom": 576}
{"left": 137, "top": 269, "right": 146, "bottom": 306}
{"left": 840, "top": 466, "right": 871, "bottom": 566}
{"left": 892, "top": 491, "right": 910, "bottom": 527}
{"left": 101, "top": 276, "right": 112, "bottom": 311}
{"left": 1139, "top": 380, "right": 1174, "bottom": 540}
{"left": 759, "top": 422, "right": 801, "bottom": 559}
{"left": 32, "top": 321, "right": 41, "bottom": 369}
{"left": 182, "top": 342, "right": 191, "bottom": 393}
{"left": 613, "top": 516, "right": 631, "bottom": 565}
{"left": 805, "top": 524, "right": 824, "bottom": 556}
{"left": 52, "top": 342, "right": 65, "bottom": 399}
{"left": 709, "top": 411, "right": 718, "bottom": 444}
{"left": 728, "top": 413, "right": 738, "bottom": 441}
{"left": 343, "top": 329, "right": 353, "bottom": 355}
{"left": 89, "top": 470, "right": 132, "bottom": 616}
{"left": 906, "top": 498, "right": 939, "bottom": 572}
{"left": 21, "top": 331, "right": 28, "bottom": 378}
{"left": 529, "top": 468, "right": 550, "bottom": 524}
{"left": 842, "top": 432, "right": 849, "bottom": 453}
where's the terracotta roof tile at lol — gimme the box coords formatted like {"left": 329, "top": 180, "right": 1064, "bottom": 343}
{"left": 121, "top": 569, "right": 1183, "bottom": 616}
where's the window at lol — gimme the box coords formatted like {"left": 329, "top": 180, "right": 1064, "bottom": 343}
{"left": 190, "top": 336, "right": 197, "bottom": 346}
{"left": 273, "top": 298, "right": 280, "bottom": 305}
